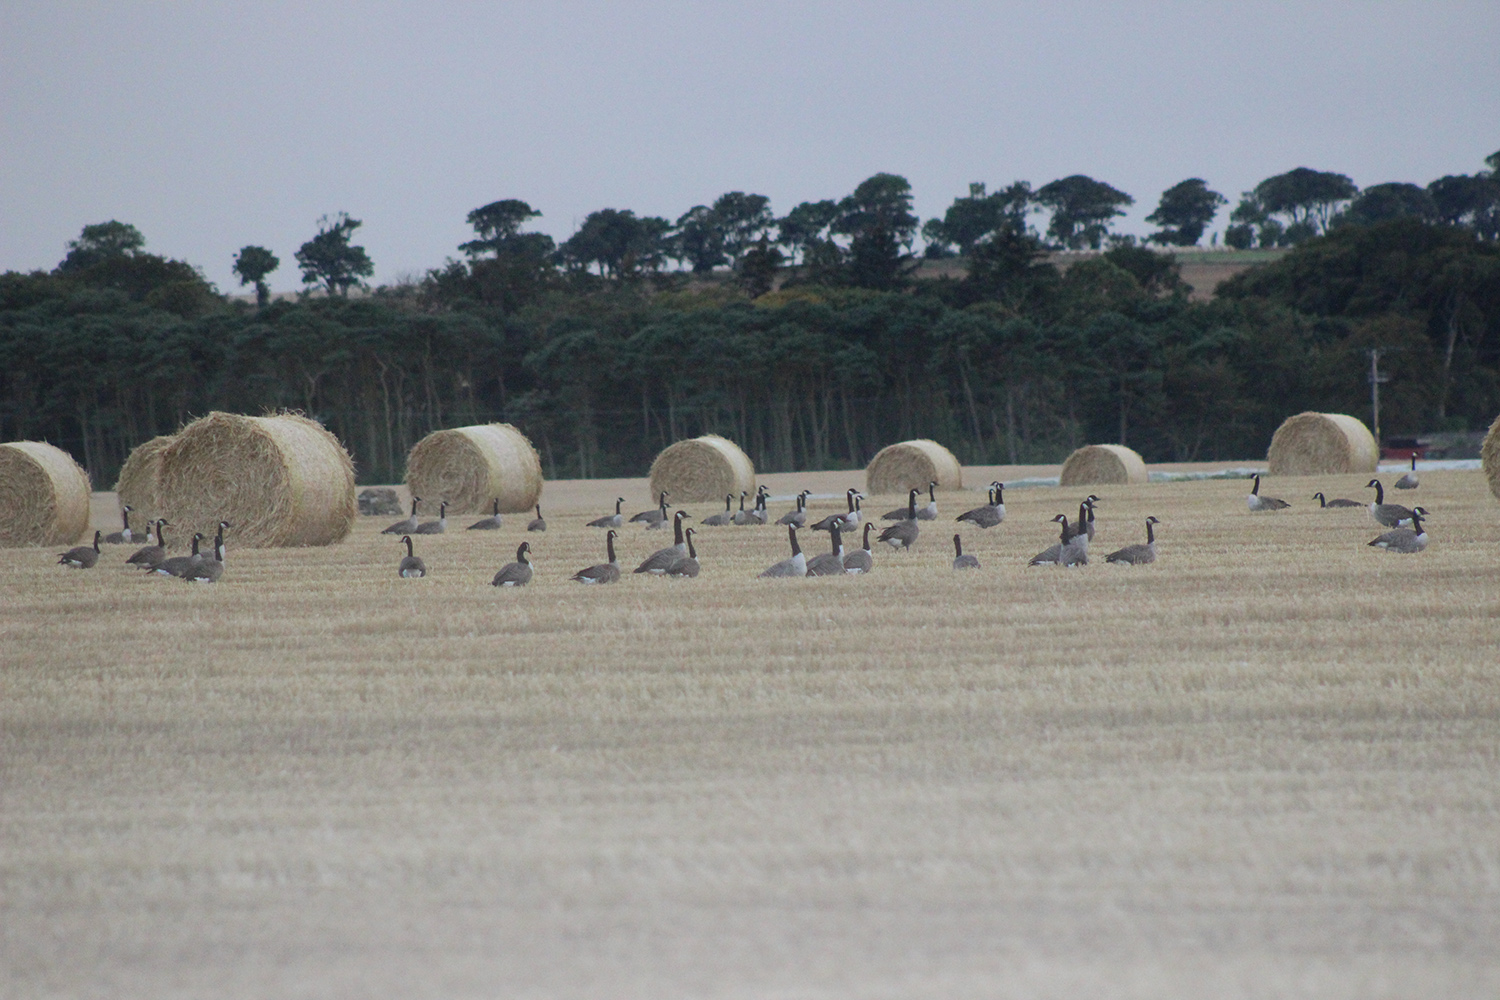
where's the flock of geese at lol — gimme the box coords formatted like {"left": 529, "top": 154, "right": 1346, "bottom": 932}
{"left": 53, "top": 468, "right": 1431, "bottom": 584}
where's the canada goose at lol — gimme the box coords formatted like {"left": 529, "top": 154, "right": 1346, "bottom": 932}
{"left": 775, "top": 491, "right": 810, "bottom": 527}
{"left": 397, "top": 535, "right": 426, "bottom": 577}
{"left": 58, "top": 530, "right": 102, "bottom": 568}
{"left": 1394, "top": 454, "right": 1419, "bottom": 490}
{"left": 1106, "top": 516, "right": 1160, "bottom": 565}
{"left": 491, "top": 541, "right": 533, "bottom": 586}
{"left": 877, "top": 490, "right": 921, "bottom": 549}
{"left": 1312, "top": 491, "right": 1361, "bottom": 508}
{"left": 104, "top": 505, "right": 134, "bottom": 544}
{"left": 630, "top": 492, "right": 670, "bottom": 527}
{"left": 467, "top": 499, "right": 504, "bottom": 530}
{"left": 185, "top": 533, "right": 225, "bottom": 583}
{"left": 811, "top": 489, "right": 858, "bottom": 531}
{"left": 956, "top": 484, "right": 1005, "bottom": 528}
{"left": 587, "top": 497, "right": 626, "bottom": 529}
{"left": 1247, "top": 474, "right": 1290, "bottom": 511}
{"left": 1061, "top": 501, "right": 1091, "bottom": 565}
{"left": 1028, "top": 515, "right": 1075, "bottom": 566}
{"left": 747, "top": 486, "right": 770, "bottom": 525}
{"left": 634, "top": 510, "right": 693, "bottom": 574}
{"left": 156, "top": 533, "right": 205, "bottom": 577}
{"left": 731, "top": 490, "right": 754, "bottom": 526}
{"left": 1368, "top": 507, "right": 1428, "bottom": 553}
{"left": 571, "top": 529, "right": 620, "bottom": 583}
{"left": 1366, "top": 480, "right": 1416, "bottom": 527}
{"left": 759, "top": 525, "right": 807, "bottom": 578}
{"left": 527, "top": 504, "right": 547, "bottom": 531}
{"left": 667, "top": 528, "right": 700, "bottom": 578}
{"left": 382, "top": 496, "right": 421, "bottom": 534}
{"left": 805, "top": 522, "right": 848, "bottom": 576}
{"left": 414, "top": 500, "right": 448, "bottom": 534}
{"left": 1071, "top": 495, "right": 1100, "bottom": 540}
{"left": 884, "top": 481, "right": 938, "bottom": 521}
{"left": 951, "top": 533, "right": 979, "bottom": 570}
{"left": 842, "top": 522, "right": 874, "bottom": 574}
{"left": 701, "top": 494, "right": 735, "bottom": 527}
{"left": 126, "top": 519, "right": 169, "bottom": 570}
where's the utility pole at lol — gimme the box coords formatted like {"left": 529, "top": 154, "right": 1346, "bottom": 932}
{"left": 1367, "top": 348, "right": 1390, "bottom": 445}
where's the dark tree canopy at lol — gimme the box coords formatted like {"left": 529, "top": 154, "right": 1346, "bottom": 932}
{"left": 1338, "top": 183, "right": 1437, "bottom": 227}
{"left": 833, "top": 173, "right": 919, "bottom": 289}
{"left": 925, "top": 181, "right": 1034, "bottom": 257}
{"left": 1035, "top": 175, "right": 1134, "bottom": 250}
{"left": 558, "top": 209, "right": 671, "bottom": 278}
{"left": 673, "top": 205, "right": 726, "bottom": 273}
{"left": 232, "top": 245, "right": 280, "bottom": 308}
{"left": 57, "top": 221, "right": 146, "bottom": 272}
{"left": 776, "top": 200, "right": 839, "bottom": 266}
{"left": 460, "top": 200, "right": 543, "bottom": 258}
{"left": 1251, "top": 167, "right": 1358, "bottom": 235}
{"left": 1145, "top": 179, "right": 1227, "bottom": 246}
{"left": 711, "top": 192, "right": 775, "bottom": 265}
{"left": 295, "top": 213, "right": 374, "bottom": 296}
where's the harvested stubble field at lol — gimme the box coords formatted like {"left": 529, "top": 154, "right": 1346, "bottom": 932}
{"left": 3, "top": 471, "right": 1500, "bottom": 999}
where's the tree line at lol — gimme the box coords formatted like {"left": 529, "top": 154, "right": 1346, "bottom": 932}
{"left": 3, "top": 153, "right": 1498, "bottom": 486}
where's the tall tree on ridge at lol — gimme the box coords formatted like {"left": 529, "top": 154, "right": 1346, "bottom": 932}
{"left": 232, "top": 245, "right": 280, "bottom": 308}
{"left": 295, "top": 213, "right": 374, "bottom": 296}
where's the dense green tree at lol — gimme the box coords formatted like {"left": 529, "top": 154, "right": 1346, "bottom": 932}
{"left": 1231, "top": 168, "right": 1357, "bottom": 246}
{"left": 57, "top": 221, "right": 146, "bottom": 272}
{"left": 673, "top": 205, "right": 726, "bottom": 273}
{"left": 1338, "top": 183, "right": 1437, "bottom": 227}
{"left": 738, "top": 237, "right": 783, "bottom": 297}
{"left": 459, "top": 200, "right": 544, "bottom": 258}
{"left": 832, "top": 173, "right": 919, "bottom": 289}
{"left": 711, "top": 192, "right": 775, "bottom": 265}
{"left": 924, "top": 181, "right": 1034, "bottom": 257}
{"left": 960, "top": 226, "right": 1057, "bottom": 313}
{"left": 558, "top": 209, "right": 671, "bottom": 278}
{"left": 295, "top": 213, "right": 374, "bottom": 296}
{"left": 777, "top": 200, "right": 839, "bottom": 266}
{"left": 1103, "top": 245, "right": 1187, "bottom": 298}
{"left": 232, "top": 245, "right": 280, "bottom": 308}
{"left": 1145, "top": 179, "right": 1226, "bottom": 246}
{"left": 1034, "top": 175, "right": 1134, "bottom": 249}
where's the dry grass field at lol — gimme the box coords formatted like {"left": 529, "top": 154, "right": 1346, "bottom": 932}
{"left": 3, "top": 470, "right": 1499, "bottom": 999}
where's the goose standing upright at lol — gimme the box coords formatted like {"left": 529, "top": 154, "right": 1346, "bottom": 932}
{"left": 731, "top": 490, "right": 755, "bottom": 526}
{"left": 382, "top": 497, "right": 421, "bottom": 534}
{"left": 104, "top": 505, "right": 134, "bottom": 544}
{"left": 491, "top": 541, "right": 534, "bottom": 586}
{"left": 841, "top": 522, "right": 874, "bottom": 574}
{"left": 1071, "top": 496, "right": 1100, "bottom": 540}
{"left": 1106, "top": 516, "right": 1160, "bottom": 565}
{"left": 1028, "top": 515, "right": 1075, "bottom": 566}
{"left": 956, "top": 484, "right": 1005, "bottom": 528}
{"left": 571, "top": 529, "right": 620, "bottom": 583}
{"left": 1366, "top": 480, "right": 1415, "bottom": 527}
{"left": 1368, "top": 507, "right": 1428, "bottom": 553}
{"left": 805, "top": 523, "right": 847, "bottom": 576}
{"left": 414, "top": 500, "right": 448, "bottom": 534}
{"left": 634, "top": 510, "right": 693, "bottom": 574}
{"left": 1061, "top": 501, "right": 1090, "bottom": 566}
{"left": 758, "top": 525, "right": 807, "bottom": 578}
{"left": 527, "top": 504, "right": 547, "bottom": 531}
{"left": 397, "top": 535, "right": 426, "bottom": 577}
{"left": 1313, "top": 491, "right": 1361, "bottom": 508}
{"left": 747, "top": 486, "right": 770, "bottom": 525}
{"left": 127, "top": 519, "right": 169, "bottom": 570}
{"left": 467, "top": 499, "right": 504, "bottom": 530}
{"left": 951, "top": 534, "right": 979, "bottom": 570}
{"left": 1394, "top": 454, "right": 1419, "bottom": 490}
{"left": 776, "top": 491, "right": 809, "bottom": 527}
{"left": 667, "top": 528, "right": 700, "bottom": 578}
{"left": 877, "top": 490, "right": 921, "bottom": 549}
{"left": 587, "top": 498, "right": 626, "bottom": 529}
{"left": 701, "top": 494, "right": 735, "bottom": 527}
{"left": 58, "top": 531, "right": 102, "bottom": 568}
{"left": 1247, "top": 474, "right": 1290, "bottom": 511}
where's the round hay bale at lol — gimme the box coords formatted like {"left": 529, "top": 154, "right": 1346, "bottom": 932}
{"left": 114, "top": 434, "right": 175, "bottom": 523}
{"left": 648, "top": 435, "right": 756, "bottom": 503}
{"left": 0, "top": 441, "right": 92, "bottom": 548}
{"left": 405, "top": 423, "right": 543, "bottom": 515}
{"left": 1267, "top": 412, "right": 1379, "bottom": 476}
{"left": 156, "top": 412, "right": 356, "bottom": 547}
{"left": 1482, "top": 413, "right": 1500, "bottom": 503}
{"left": 865, "top": 439, "right": 963, "bottom": 495}
{"left": 1059, "top": 444, "right": 1148, "bottom": 486}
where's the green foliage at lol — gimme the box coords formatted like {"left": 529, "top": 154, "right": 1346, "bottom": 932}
{"left": 459, "top": 200, "right": 543, "bottom": 258}
{"left": 832, "top": 173, "right": 919, "bottom": 289}
{"left": 1231, "top": 168, "right": 1358, "bottom": 247}
{"left": 58, "top": 221, "right": 146, "bottom": 272}
{"left": 925, "top": 181, "right": 1034, "bottom": 256}
{"left": 1338, "top": 183, "right": 1437, "bottom": 227}
{"left": 1146, "top": 179, "right": 1226, "bottom": 246}
{"left": 295, "top": 213, "right": 374, "bottom": 296}
{"left": 558, "top": 209, "right": 671, "bottom": 278}
{"left": 232, "top": 246, "right": 279, "bottom": 308}
{"left": 1035, "top": 175, "right": 1134, "bottom": 250}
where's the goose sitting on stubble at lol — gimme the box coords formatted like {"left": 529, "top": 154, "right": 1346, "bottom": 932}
{"left": 811, "top": 489, "right": 858, "bottom": 531}
{"left": 1247, "top": 474, "right": 1290, "bottom": 511}
{"left": 1313, "top": 491, "right": 1361, "bottom": 508}
{"left": 185, "top": 530, "right": 226, "bottom": 583}
{"left": 467, "top": 499, "right": 504, "bottom": 530}
{"left": 571, "top": 529, "right": 620, "bottom": 584}
{"left": 127, "top": 519, "right": 169, "bottom": 570}
{"left": 841, "top": 522, "right": 874, "bottom": 574}
{"left": 877, "top": 490, "right": 921, "bottom": 550}
{"left": 747, "top": 486, "right": 770, "bottom": 525}
{"left": 527, "top": 504, "right": 547, "bottom": 532}
{"left": 776, "top": 491, "right": 810, "bottom": 528}
{"left": 1366, "top": 480, "right": 1416, "bottom": 527}
{"left": 884, "top": 481, "right": 938, "bottom": 521}
{"left": 156, "top": 533, "right": 205, "bottom": 577}
{"left": 1394, "top": 453, "right": 1419, "bottom": 490}
{"left": 951, "top": 533, "right": 979, "bottom": 570}
{"left": 397, "top": 535, "right": 426, "bottom": 577}
{"left": 1028, "top": 515, "right": 1075, "bottom": 566}
{"left": 414, "top": 500, "right": 448, "bottom": 534}
{"left": 631, "top": 492, "right": 670, "bottom": 528}
{"left": 58, "top": 530, "right": 102, "bottom": 568}
{"left": 634, "top": 510, "right": 693, "bottom": 574}
{"left": 104, "top": 505, "right": 134, "bottom": 544}
{"left": 956, "top": 484, "right": 1005, "bottom": 528}
{"left": 759, "top": 525, "right": 807, "bottom": 578}
{"left": 383, "top": 496, "right": 421, "bottom": 534}
{"left": 1368, "top": 507, "right": 1428, "bottom": 553}
{"left": 1105, "top": 516, "right": 1160, "bottom": 565}
{"left": 805, "top": 522, "right": 848, "bottom": 576}
{"left": 587, "top": 498, "right": 626, "bottom": 529}
{"left": 701, "top": 494, "right": 735, "bottom": 527}
{"left": 491, "top": 541, "right": 534, "bottom": 586}
{"left": 667, "top": 528, "right": 700, "bottom": 578}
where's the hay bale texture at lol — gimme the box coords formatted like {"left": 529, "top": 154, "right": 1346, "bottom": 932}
{"left": 1267, "top": 412, "right": 1379, "bottom": 476}
{"left": 1059, "top": 444, "right": 1148, "bottom": 486}
{"left": 866, "top": 439, "right": 963, "bottom": 495}
{"left": 0, "top": 441, "right": 92, "bottom": 548}
{"left": 114, "top": 433, "right": 175, "bottom": 522}
{"left": 648, "top": 435, "right": 756, "bottom": 503}
{"left": 405, "top": 423, "right": 543, "bottom": 515}
{"left": 1483, "top": 413, "right": 1500, "bottom": 503}
{"left": 156, "top": 412, "right": 356, "bottom": 547}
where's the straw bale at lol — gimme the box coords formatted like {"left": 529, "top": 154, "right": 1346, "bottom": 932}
{"left": 648, "top": 435, "right": 756, "bottom": 502}
{"left": 866, "top": 439, "right": 963, "bottom": 495}
{"left": 0, "top": 441, "right": 92, "bottom": 547}
{"left": 1059, "top": 444, "right": 1148, "bottom": 486}
{"left": 115, "top": 434, "right": 175, "bottom": 523}
{"left": 1483, "top": 413, "right": 1500, "bottom": 503}
{"left": 405, "top": 423, "right": 543, "bottom": 515}
{"left": 156, "top": 412, "right": 356, "bottom": 547}
{"left": 1267, "top": 412, "right": 1379, "bottom": 476}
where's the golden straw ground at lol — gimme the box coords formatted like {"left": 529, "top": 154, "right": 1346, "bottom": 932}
{"left": 648, "top": 434, "right": 755, "bottom": 502}
{"left": 3, "top": 469, "right": 1499, "bottom": 996}
{"left": 0, "top": 440, "right": 91, "bottom": 547}
{"left": 405, "top": 422, "right": 543, "bottom": 515}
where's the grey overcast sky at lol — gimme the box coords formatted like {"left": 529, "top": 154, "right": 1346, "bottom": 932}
{"left": 2, "top": 1, "right": 1497, "bottom": 293}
